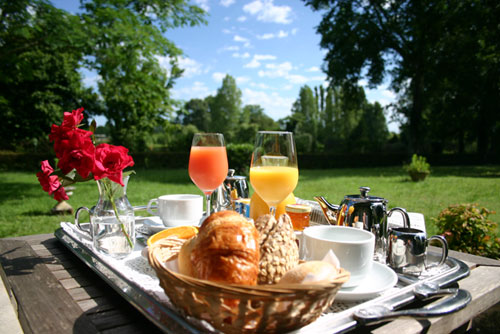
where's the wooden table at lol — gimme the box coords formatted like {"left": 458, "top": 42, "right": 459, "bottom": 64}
{"left": 1, "top": 233, "right": 500, "bottom": 334}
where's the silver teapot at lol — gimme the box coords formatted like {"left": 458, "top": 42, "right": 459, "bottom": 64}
{"left": 211, "top": 169, "right": 249, "bottom": 212}
{"left": 315, "top": 186, "right": 410, "bottom": 262}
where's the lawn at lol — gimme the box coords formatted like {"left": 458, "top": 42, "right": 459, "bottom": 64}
{"left": 1, "top": 166, "right": 499, "bottom": 238}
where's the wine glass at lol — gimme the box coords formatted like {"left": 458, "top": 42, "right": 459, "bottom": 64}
{"left": 189, "top": 133, "right": 228, "bottom": 217}
{"left": 249, "top": 131, "right": 298, "bottom": 216}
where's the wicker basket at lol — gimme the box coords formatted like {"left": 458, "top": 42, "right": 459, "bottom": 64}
{"left": 148, "top": 241, "right": 350, "bottom": 334}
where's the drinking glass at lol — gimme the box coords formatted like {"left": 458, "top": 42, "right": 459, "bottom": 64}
{"left": 189, "top": 133, "right": 228, "bottom": 217}
{"left": 249, "top": 131, "right": 298, "bottom": 216}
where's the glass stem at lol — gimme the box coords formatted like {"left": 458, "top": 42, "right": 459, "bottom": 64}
{"left": 269, "top": 206, "right": 277, "bottom": 217}
{"left": 205, "top": 194, "right": 212, "bottom": 216}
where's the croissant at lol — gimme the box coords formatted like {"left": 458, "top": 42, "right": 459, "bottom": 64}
{"left": 189, "top": 210, "right": 260, "bottom": 285}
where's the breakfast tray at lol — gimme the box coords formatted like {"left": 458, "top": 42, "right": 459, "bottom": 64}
{"left": 55, "top": 222, "right": 470, "bottom": 334}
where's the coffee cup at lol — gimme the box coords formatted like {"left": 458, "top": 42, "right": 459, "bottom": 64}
{"left": 147, "top": 194, "right": 203, "bottom": 227}
{"left": 301, "top": 225, "right": 375, "bottom": 287}
{"left": 387, "top": 227, "right": 448, "bottom": 274}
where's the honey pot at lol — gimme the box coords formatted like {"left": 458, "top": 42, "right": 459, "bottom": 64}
{"left": 285, "top": 204, "right": 311, "bottom": 231}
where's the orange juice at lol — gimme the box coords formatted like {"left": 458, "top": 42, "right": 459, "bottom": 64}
{"left": 189, "top": 146, "right": 228, "bottom": 194}
{"left": 249, "top": 166, "right": 298, "bottom": 207}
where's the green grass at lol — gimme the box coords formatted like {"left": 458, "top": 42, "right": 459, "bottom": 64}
{"left": 1, "top": 166, "right": 499, "bottom": 238}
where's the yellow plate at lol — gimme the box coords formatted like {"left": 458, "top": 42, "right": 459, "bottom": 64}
{"left": 147, "top": 225, "right": 198, "bottom": 247}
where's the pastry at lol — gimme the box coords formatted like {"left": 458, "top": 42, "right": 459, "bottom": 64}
{"left": 190, "top": 210, "right": 260, "bottom": 285}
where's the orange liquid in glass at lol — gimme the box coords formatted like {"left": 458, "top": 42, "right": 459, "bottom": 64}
{"left": 189, "top": 146, "right": 228, "bottom": 194}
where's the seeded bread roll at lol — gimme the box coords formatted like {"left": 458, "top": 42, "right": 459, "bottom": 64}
{"left": 189, "top": 210, "right": 260, "bottom": 285}
{"left": 254, "top": 214, "right": 299, "bottom": 284}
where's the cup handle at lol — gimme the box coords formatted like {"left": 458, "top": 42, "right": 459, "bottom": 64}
{"left": 147, "top": 198, "right": 158, "bottom": 215}
{"left": 426, "top": 235, "right": 449, "bottom": 268}
{"left": 74, "top": 206, "right": 91, "bottom": 237}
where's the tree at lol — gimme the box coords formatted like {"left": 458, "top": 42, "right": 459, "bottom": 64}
{"left": 0, "top": 0, "right": 206, "bottom": 152}
{"left": 349, "top": 102, "right": 389, "bottom": 153}
{"left": 0, "top": 0, "right": 99, "bottom": 151}
{"left": 80, "top": 0, "right": 206, "bottom": 151}
{"left": 291, "top": 85, "right": 320, "bottom": 151}
{"left": 179, "top": 98, "right": 211, "bottom": 132}
{"left": 304, "top": 0, "right": 500, "bottom": 156}
{"left": 209, "top": 75, "right": 242, "bottom": 142}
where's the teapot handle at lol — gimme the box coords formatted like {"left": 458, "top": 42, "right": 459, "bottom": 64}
{"left": 387, "top": 207, "right": 411, "bottom": 229}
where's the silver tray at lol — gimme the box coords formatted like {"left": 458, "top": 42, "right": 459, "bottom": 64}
{"left": 54, "top": 227, "right": 469, "bottom": 334}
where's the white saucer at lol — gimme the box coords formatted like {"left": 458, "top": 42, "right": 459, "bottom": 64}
{"left": 135, "top": 216, "right": 203, "bottom": 235}
{"left": 336, "top": 262, "right": 398, "bottom": 302}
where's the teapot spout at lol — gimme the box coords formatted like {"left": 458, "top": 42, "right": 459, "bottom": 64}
{"left": 314, "top": 196, "right": 340, "bottom": 225}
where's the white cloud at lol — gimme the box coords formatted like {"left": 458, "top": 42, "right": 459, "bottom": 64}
{"left": 212, "top": 72, "right": 227, "bottom": 83}
{"left": 177, "top": 57, "right": 204, "bottom": 78}
{"left": 222, "top": 28, "right": 232, "bottom": 34}
{"left": 286, "top": 74, "right": 309, "bottom": 85}
{"left": 242, "top": 88, "right": 295, "bottom": 120}
{"left": 244, "top": 58, "right": 261, "bottom": 68}
{"left": 236, "top": 76, "right": 250, "bottom": 84}
{"left": 237, "top": 16, "right": 247, "bottom": 22}
{"left": 243, "top": 0, "right": 293, "bottom": 24}
{"left": 220, "top": 0, "right": 235, "bottom": 7}
{"left": 172, "top": 81, "right": 213, "bottom": 100}
{"left": 306, "top": 66, "right": 320, "bottom": 72}
{"left": 233, "top": 34, "right": 251, "bottom": 47}
{"left": 233, "top": 52, "right": 251, "bottom": 58}
{"left": 257, "top": 29, "right": 289, "bottom": 40}
{"left": 277, "top": 30, "right": 288, "bottom": 38}
{"left": 244, "top": 54, "right": 276, "bottom": 68}
{"left": 257, "top": 33, "right": 274, "bottom": 40}
{"left": 254, "top": 54, "right": 276, "bottom": 61}
{"left": 258, "top": 61, "right": 293, "bottom": 78}
{"left": 194, "top": 0, "right": 210, "bottom": 12}
{"left": 234, "top": 35, "right": 249, "bottom": 43}
{"left": 220, "top": 45, "right": 239, "bottom": 52}
{"left": 250, "top": 82, "right": 272, "bottom": 90}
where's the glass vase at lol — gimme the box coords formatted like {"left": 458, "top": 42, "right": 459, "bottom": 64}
{"left": 76, "top": 175, "right": 135, "bottom": 258}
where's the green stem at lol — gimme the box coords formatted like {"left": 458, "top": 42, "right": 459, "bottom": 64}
{"left": 104, "top": 181, "right": 134, "bottom": 249}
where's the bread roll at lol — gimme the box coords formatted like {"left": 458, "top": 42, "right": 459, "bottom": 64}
{"left": 178, "top": 236, "right": 196, "bottom": 277}
{"left": 190, "top": 210, "right": 260, "bottom": 285}
{"left": 278, "top": 261, "right": 339, "bottom": 285}
{"left": 255, "top": 214, "right": 299, "bottom": 284}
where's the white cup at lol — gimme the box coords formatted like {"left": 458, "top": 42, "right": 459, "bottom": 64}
{"left": 147, "top": 194, "right": 203, "bottom": 227}
{"left": 302, "top": 225, "right": 375, "bottom": 287}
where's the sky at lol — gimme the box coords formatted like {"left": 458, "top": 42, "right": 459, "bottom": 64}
{"left": 52, "top": 0, "right": 398, "bottom": 132}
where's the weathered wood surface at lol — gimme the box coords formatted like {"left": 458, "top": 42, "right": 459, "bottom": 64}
{"left": 0, "top": 234, "right": 162, "bottom": 334}
{"left": 1, "top": 234, "right": 500, "bottom": 334}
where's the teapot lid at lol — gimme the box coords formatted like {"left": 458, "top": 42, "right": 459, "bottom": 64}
{"left": 344, "top": 186, "right": 387, "bottom": 204}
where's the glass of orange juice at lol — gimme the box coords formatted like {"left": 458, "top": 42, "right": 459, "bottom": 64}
{"left": 249, "top": 131, "right": 298, "bottom": 216}
{"left": 189, "top": 133, "right": 228, "bottom": 216}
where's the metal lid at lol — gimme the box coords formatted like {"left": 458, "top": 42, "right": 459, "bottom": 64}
{"left": 344, "top": 186, "right": 387, "bottom": 204}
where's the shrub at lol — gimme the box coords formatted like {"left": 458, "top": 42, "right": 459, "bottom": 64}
{"left": 433, "top": 203, "right": 500, "bottom": 259}
{"left": 404, "top": 154, "right": 431, "bottom": 181}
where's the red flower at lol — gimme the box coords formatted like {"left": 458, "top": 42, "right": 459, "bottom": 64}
{"left": 36, "top": 160, "right": 68, "bottom": 201}
{"left": 93, "top": 143, "right": 134, "bottom": 186}
{"left": 49, "top": 108, "right": 87, "bottom": 159}
{"left": 52, "top": 186, "right": 69, "bottom": 202}
{"left": 61, "top": 107, "right": 84, "bottom": 129}
{"left": 57, "top": 130, "right": 95, "bottom": 178}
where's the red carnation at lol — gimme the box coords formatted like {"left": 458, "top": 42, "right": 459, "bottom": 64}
{"left": 57, "top": 130, "right": 95, "bottom": 178}
{"left": 93, "top": 143, "right": 134, "bottom": 186}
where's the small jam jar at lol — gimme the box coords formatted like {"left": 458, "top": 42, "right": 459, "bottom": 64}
{"left": 285, "top": 204, "right": 312, "bottom": 231}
